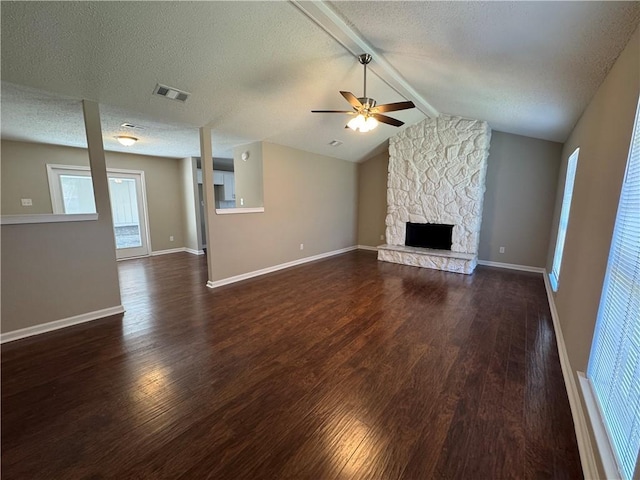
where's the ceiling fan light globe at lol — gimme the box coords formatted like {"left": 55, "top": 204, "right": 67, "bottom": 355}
{"left": 365, "top": 116, "right": 378, "bottom": 131}
{"left": 347, "top": 114, "right": 366, "bottom": 131}
{"left": 347, "top": 114, "right": 378, "bottom": 133}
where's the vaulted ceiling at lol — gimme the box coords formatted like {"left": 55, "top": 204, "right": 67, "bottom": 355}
{"left": 1, "top": 1, "right": 639, "bottom": 161}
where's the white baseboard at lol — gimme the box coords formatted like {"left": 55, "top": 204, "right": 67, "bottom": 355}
{"left": 150, "top": 247, "right": 204, "bottom": 256}
{"left": 357, "top": 245, "right": 378, "bottom": 252}
{"left": 477, "top": 259, "right": 545, "bottom": 273}
{"left": 207, "top": 246, "right": 358, "bottom": 289}
{"left": 1, "top": 305, "right": 125, "bottom": 344}
{"left": 151, "top": 247, "right": 187, "bottom": 256}
{"left": 543, "top": 273, "right": 599, "bottom": 479}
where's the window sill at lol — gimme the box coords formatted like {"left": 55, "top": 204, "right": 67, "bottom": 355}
{"left": 0, "top": 214, "right": 99, "bottom": 225}
{"left": 578, "top": 372, "right": 623, "bottom": 479}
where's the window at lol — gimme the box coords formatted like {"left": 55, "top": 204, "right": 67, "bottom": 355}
{"left": 587, "top": 97, "right": 640, "bottom": 479}
{"left": 58, "top": 174, "right": 96, "bottom": 214}
{"left": 47, "top": 165, "right": 96, "bottom": 214}
{"left": 549, "top": 147, "right": 580, "bottom": 291}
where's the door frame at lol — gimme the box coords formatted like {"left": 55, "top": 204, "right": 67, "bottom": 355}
{"left": 108, "top": 168, "right": 152, "bottom": 259}
{"left": 46, "top": 164, "right": 152, "bottom": 259}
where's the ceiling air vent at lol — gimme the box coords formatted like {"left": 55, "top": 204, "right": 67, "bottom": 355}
{"left": 153, "top": 83, "right": 190, "bottom": 103}
{"left": 121, "top": 123, "right": 146, "bottom": 130}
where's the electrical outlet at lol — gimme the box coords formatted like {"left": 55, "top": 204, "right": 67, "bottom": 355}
{"left": 499, "top": 246, "right": 505, "bottom": 254}
{"left": 170, "top": 236, "right": 174, "bottom": 242}
{"left": 21, "top": 198, "right": 33, "bottom": 206}
{"left": 380, "top": 234, "right": 385, "bottom": 241}
{"left": 300, "top": 243, "right": 304, "bottom": 250}
{"left": 240, "top": 198, "right": 244, "bottom": 206}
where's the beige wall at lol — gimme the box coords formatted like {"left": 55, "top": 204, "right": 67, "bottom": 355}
{"left": 208, "top": 142, "right": 357, "bottom": 280}
{"left": 545, "top": 27, "right": 639, "bottom": 478}
{"left": 233, "top": 142, "right": 264, "bottom": 208}
{"left": 549, "top": 26, "right": 639, "bottom": 373}
{"left": 479, "top": 131, "right": 563, "bottom": 267}
{"left": 1, "top": 140, "right": 90, "bottom": 214}
{"left": 1, "top": 140, "right": 186, "bottom": 252}
{"left": 357, "top": 150, "right": 389, "bottom": 247}
{"left": 1, "top": 101, "right": 121, "bottom": 334}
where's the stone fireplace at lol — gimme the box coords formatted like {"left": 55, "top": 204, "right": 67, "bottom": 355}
{"left": 377, "top": 114, "right": 491, "bottom": 274}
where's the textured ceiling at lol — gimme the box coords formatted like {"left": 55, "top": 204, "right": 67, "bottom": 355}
{"left": 1, "top": 1, "right": 638, "bottom": 162}
{"left": 331, "top": 1, "right": 640, "bottom": 142}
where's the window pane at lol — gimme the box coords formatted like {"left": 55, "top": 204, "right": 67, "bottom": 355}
{"left": 109, "top": 177, "right": 142, "bottom": 249}
{"left": 550, "top": 147, "right": 579, "bottom": 291}
{"left": 60, "top": 175, "right": 96, "bottom": 214}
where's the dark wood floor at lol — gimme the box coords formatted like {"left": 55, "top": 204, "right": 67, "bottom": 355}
{"left": 1, "top": 250, "right": 582, "bottom": 479}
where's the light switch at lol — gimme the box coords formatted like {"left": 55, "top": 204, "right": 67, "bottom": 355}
{"left": 21, "top": 198, "right": 33, "bottom": 206}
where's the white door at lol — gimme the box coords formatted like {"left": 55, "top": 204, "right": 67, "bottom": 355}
{"left": 47, "top": 165, "right": 151, "bottom": 259}
{"left": 108, "top": 172, "right": 150, "bottom": 259}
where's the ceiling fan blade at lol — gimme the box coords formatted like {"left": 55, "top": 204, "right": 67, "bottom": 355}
{"left": 340, "top": 91, "right": 362, "bottom": 109}
{"left": 311, "top": 110, "right": 355, "bottom": 114}
{"left": 373, "top": 113, "right": 404, "bottom": 127}
{"left": 373, "top": 101, "right": 416, "bottom": 113}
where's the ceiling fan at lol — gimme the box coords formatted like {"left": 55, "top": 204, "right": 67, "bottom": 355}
{"left": 312, "top": 53, "right": 415, "bottom": 132}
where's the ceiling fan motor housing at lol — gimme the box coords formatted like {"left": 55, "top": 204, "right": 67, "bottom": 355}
{"left": 358, "top": 97, "right": 376, "bottom": 111}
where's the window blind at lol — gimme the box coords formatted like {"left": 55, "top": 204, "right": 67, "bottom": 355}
{"left": 588, "top": 97, "right": 640, "bottom": 480}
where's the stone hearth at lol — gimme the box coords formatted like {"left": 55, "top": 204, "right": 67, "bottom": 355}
{"left": 378, "top": 244, "right": 476, "bottom": 274}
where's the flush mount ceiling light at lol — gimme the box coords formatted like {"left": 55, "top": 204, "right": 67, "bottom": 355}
{"left": 312, "top": 53, "right": 415, "bottom": 133}
{"left": 116, "top": 135, "right": 138, "bottom": 146}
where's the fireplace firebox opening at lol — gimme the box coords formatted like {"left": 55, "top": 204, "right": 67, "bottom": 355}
{"left": 405, "top": 222, "right": 454, "bottom": 250}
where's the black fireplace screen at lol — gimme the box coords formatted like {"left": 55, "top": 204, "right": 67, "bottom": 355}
{"left": 405, "top": 222, "right": 454, "bottom": 250}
